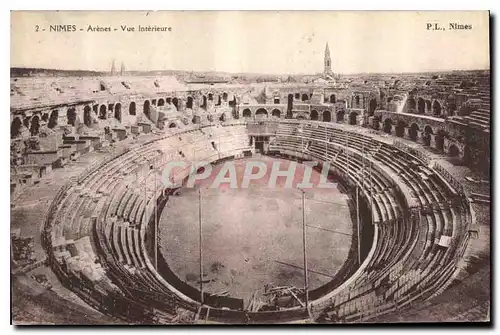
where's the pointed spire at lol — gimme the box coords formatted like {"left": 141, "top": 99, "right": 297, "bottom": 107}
{"left": 325, "top": 42, "right": 330, "bottom": 57}
{"left": 120, "top": 61, "right": 125, "bottom": 76}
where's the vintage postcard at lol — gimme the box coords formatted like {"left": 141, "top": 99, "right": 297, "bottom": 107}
{"left": 10, "top": 10, "right": 491, "bottom": 325}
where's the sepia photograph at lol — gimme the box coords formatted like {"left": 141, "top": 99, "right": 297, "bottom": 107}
{"left": 9, "top": 10, "right": 491, "bottom": 325}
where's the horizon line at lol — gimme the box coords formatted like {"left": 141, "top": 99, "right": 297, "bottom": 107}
{"left": 10, "top": 66, "right": 491, "bottom": 77}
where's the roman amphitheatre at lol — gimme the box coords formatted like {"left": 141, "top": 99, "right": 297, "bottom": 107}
{"left": 10, "top": 47, "right": 490, "bottom": 324}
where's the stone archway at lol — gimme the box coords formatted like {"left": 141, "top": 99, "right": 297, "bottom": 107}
{"left": 383, "top": 118, "right": 393, "bottom": 134}
{"left": 84, "top": 106, "right": 92, "bottom": 127}
{"left": 255, "top": 108, "right": 268, "bottom": 119}
{"left": 409, "top": 123, "right": 419, "bottom": 141}
{"left": 369, "top": 99, "right": 377, "bottom": 116}
{"left": 395, "top": 120, "right": 406, "bottom": 137}
{"left": 330, "top": 94, "right": 336, "bottom": 103}
{"left": 435, "top": 130, "right": 445, "bottom": 152}
{"left": 186, "top": 97, "right": 194, "bottom": 109}
{"left": 423, "top": 125, "right": 433, "bottom": 146}
{"left": 67, "top": 108, "right": 76, "bottom": 126}
{"left": 407, "top": 98, "right": 416, "bottom": 112}
{"left": 271, "top": 109, "right": 281, "bottom": 119}
{"left": 30, "top": 115, "right": 40, "bottom": 136}
{"left": 448, "top": 144, "right": 460, "bottom": 157}
{"left": 336, "top": 110, "right": 344, "bottom": 123}
{"left": 114, "top": 103, "right": 122, "bottom": 122}
{"left": 301, "top": 93, "right": 309, "bottom": 102}
{"left": 287, "top": 94, "right": 294, "bottom": 118}
{"left": 129, "top": 102, "right": 136, "bottom": 115}
{"left": 310, "top": 110, "right": 319, "bottom": 121}
{"left": 242, "top": 109, "right": 252, "bottom": 119}
{"left": 348, "top": 112, "right": 358, "bottom": 125}
{"left": 48, "top": 110, "right": 58, "bottom": 129}
{"left": 433, "top": 100, "right": 442, "bottom": 116}
{"left": 323, "top": 110, "right": 332, "bottom": 122}
{"left": 172, "top": 98, "right": 179, "bottom": 110}
{"left": 11, "top": 117, "right": 22, "bottom": 138}
{"left": 143, "top": 100, "right": 150, "bottom": 118}
{"left": 158, "top": 98, "right": 165, "bottom": 107}
{"left": 417, "top": 98, "right": 425, "bottom": 114}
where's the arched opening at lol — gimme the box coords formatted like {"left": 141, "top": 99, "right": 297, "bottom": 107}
{"left": 67, "top": 108, "right": 76, "bottom": 126}
{"left": 310, "top": 110, "right": 319, "bottom": 121}
{"left": 336, "top": 110, "right": 345, "bottom": 123}
{"left": 407, "top": 98, "right": 416, "bottom": 111}
{"left": 208, "top": 93, "right": 213, "bottom": 101}
{"left": 323, "top": 110, "right": 332, "bottom": 122}
{"left": 433, "top": 101, "right": 442, "bottom": 116}
{"left": 301, "top": 93, "right": 308, "bottom": 102}
{"left": 383, "top": 119, "right": 393, "bottom": 134}
{"left": 229, "top": 96, "right": 237, "bottom": 107}
{"left": 287, "top": 94, "right": 294, "bottom": 118}
{"left": 201, "top": 95, "right": 207, "bottom": 110}
{"left": 23, "top": 118, "right": 29, "bottom": 129}
{"left": 186, "top": 97, "right": 193, "bottom": 109}
{"left": 355, "top": 95, "right": 360, "bottom": 106}
{"left": 463, "top": 146, "right": 473, "bottom": 165}
{"left": 84, "top": 106, "right": 92, "bottom": 127}
{"left": 114, "top": 103, "right": 122, "bottom": 122}
{"left": 172, "top": 98, "right": 179, "bottom": 110}
{"left": 425, "top": 100, "right": 431, "bottom": 112}
{"left": 168, "top": 123, "right": 177, "bottom": 129}
{"left": 435, "top": 131, "right": 445, "bottom": 152}
{"left": 271, "top": 109, "right": 281, "bottom": 119}
{"left": 143, "top": 100, "right": 150, "bottom": 118}
{"left": 219, "top": 113, "right": 226, "bottom": 122}
{"left": 242, "top": 109, "right": 252, "bottom": 119}
{"left": 157, "top": 98, "right": 165, "bottom": 107}
{"left": 30, "top": 115, "right": 40, "bottom": 136}
{"left": 255, "top": 108, "right": 268, "bottom": 118}
{"left": 330, "top": 94, "right": 336, "bottom": 104}
{"left": 216, "top": 95, "right": 221, "bottom": 106}
{"left": 11, "top": 117, "right": 22, "bottom": 138}
{"left": 295, "top": 93, "right": 300, "bottom": 99}
{"left": 166, "top": 97, "right": 172, "bottom": 105}
{"left": 409, "top": 123, "right": 419, "bottom": 141}
{"left": 48, "top": 110, "right": 58, "bottom": 129}
{"left": 395, "top": 120, "right": 406, "bottom": 137}
{"left": 151, "top": 99, "right": 157, "bottom": 106}
{"left": 222, "top": 92, "right": 228, "bottom": 102}
{"left": 129, "top": 102, "right": 136, "bottom": 116}
{"left": 274, "top": 97, "right": 280, "bottom": 104}
{"left": 108, "top": 104, "right": 114, "bottom": 112}
{"left": 448, "top": 144, "right": 459, "bottom": 157}
{"left": 417, "top": 98, "right": 425, "bottom": 114}
{"left": 349, "top": 112, "right": 358, "bottom": 125}
{"left": 369, "top": 99, "right": 377, "bottom": 116}
{"left": 423, "top": 125, "right": 433, "bottom": 146}
{"left": 41, "top": 113, "right": 49, "bottom": 122}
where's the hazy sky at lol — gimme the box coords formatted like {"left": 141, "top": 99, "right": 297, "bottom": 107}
{"left": 11, "top": 11, "right": 490, "bottom": 74}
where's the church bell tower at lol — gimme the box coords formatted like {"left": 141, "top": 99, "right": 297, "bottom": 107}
{"left": 324, "top": 42, "right": 334, "bottom": 79}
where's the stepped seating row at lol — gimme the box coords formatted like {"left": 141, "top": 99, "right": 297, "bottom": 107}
{"left": 47, "top": 124, "right": 255, "bottom": 323}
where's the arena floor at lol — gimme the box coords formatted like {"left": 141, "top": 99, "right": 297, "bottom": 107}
{"left": 159, "top": 156, "right": 354, "bottom": 306}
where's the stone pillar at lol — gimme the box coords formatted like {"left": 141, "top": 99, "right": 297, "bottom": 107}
{"left": 404, "top": 127, "right": 411, "bottom": 139}
{"left": 430, "top": 134, "right": 437, "bottom": 150}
